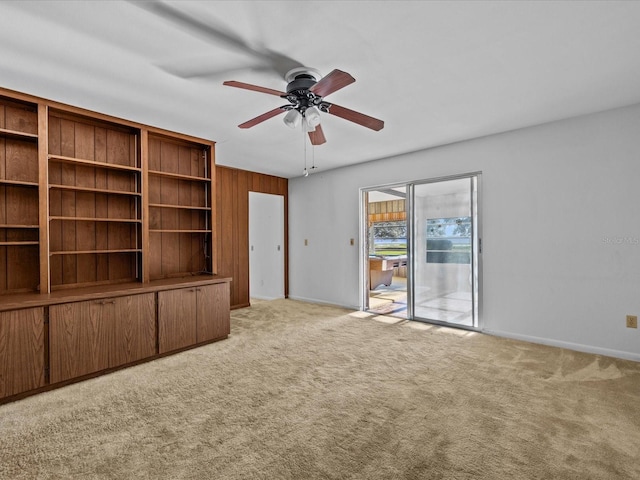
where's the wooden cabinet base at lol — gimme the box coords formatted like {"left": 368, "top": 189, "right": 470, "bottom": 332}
{"left": 0, "top": 307, "right": 45, "bottom": 398}
{"left": 158, "top": 282, "right": 230, "bottom": 354}
{"left": 0, "top": 276, "right": 230, "bottom": 404}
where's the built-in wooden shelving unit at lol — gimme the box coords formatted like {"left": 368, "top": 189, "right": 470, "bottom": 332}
{"left": 147, "top": 133, "right": 213, "bottom": 280}
{"left": 0, "top": 86, "right": 228, "bottom": 404}
{"left": 0, "top": 95, "right": 40, "bottom": 294}
{"left": 47, "top": 109, "right": 143, "bottom": 290}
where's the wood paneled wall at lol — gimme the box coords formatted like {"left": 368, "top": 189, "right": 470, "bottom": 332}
{"left": 368, "top": 200, "right": 406, "bottom": 224}
{"left": 215, "top": 166, "right": 288, "bottom": 309}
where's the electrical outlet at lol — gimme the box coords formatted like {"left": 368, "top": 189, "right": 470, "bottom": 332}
{"left": 626, "top": 315, "right": 638, "bottom": 329}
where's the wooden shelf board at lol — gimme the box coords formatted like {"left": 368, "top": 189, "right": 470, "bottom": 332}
{"left": 50, "top": 249, "right": 142, "bottom": 256}
{"left": 148, "top": 169, "right": 211, "bottom": 183}
{"left": 48, "top": 154, "right": 140, "bottom": 173}
{"left": 149, "top": 203, "right": 210, "bottom": 211}
{"left": 0, "top": 127, "right": 38, "bottom": 141}
{"left": 0, "top": 241, "right": 39, "bottom": 246}
{"left": 49, "top": 184, "right": 141, "bottom": 197}
{"left": 0, "top": 224, "right": 39, "bottom": 229}
{"left": 0, "top": 178, "right": 39, "bottom": 188}
{"left": 49, "top": 216, "right": 142, "bottom": 224}
{"left": 149, "top": 229, "right": 212, "bottom": 233}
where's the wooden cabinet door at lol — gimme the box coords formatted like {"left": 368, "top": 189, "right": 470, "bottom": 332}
{"left": 0, "top": 307, "right": 45, "bottom": 398}
{"left": 50, "top": 294, "right": 157, "bottom": 383}
{"left": 111, "top": 293, "right": 156, "bottom": 366}
{"left": 196, "top": 283, "right": 230, "bottom": 343}
{"left": 49, "top": 300, "right": 114, "bottom": 383}
{"left": 158, "top": 288, "right": 197, "bottom": 354}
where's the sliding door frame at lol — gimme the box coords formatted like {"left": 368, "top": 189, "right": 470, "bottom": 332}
{"left": 359, "top": 181, "right": 410, "bottom": 312}
{"left": 360, "top": 172, "right": 483, "bottom": 331}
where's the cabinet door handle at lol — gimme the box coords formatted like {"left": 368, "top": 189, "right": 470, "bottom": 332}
{"left": 95, "top": 300, "right": 115, "bottom": 305}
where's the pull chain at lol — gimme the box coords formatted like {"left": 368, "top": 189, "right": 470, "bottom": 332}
{"left": 302, "top": 119, "right": 309, "bottom": 176}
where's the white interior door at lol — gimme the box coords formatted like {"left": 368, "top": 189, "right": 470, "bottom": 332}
{"left": 249, "top": 192, "right": 285, "bottom": 300}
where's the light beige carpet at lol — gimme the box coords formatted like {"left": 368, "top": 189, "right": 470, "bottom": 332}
{"left": 1, "top": 299, "right": 639, "bottom": 479}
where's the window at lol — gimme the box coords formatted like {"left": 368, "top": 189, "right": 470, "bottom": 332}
{"left": 370, "top": 221, "right": 407, "bottom": 256}
{"left": 426, "top": 217, "right": 471, "bottom": 264}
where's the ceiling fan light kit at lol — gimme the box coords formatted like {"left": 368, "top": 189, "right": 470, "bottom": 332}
{"left": 304, "top": 106, "right": 321, "bottom": 128}
{"left": 283, "top": 108, "right": 302, "bottom": 129}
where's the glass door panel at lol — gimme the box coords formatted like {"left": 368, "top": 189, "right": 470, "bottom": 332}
{"left": 412, "top": 177, "right": 478, "bottom": 328}
{"left": 365, "top": 186, "right": 408, "bottom": 318}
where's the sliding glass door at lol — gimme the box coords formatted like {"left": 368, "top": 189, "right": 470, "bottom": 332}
{"left": 411, "top": 177, "right": 479, "bottom": 328}
{"left": 364, "top": 186, "right": 408, "bottom": 318}
{"left": 363, "top": 174, "right": 480, "bottom": 329}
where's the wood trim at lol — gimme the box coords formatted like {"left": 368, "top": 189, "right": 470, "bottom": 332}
{"left": 38, "top": 103, "right": 50, "bottom": 294}
{"left": 208, "top": 146, "right": 217, "bottom": 275}
{"left": 140, "top": 129, "right": 150, "bottom": 283}
{"left": 0, "top": 275, "right": 230, "bottom": 312}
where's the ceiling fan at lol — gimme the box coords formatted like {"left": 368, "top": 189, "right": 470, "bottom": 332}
{"left": 224, "top": 67, "right": 384, "bottom": 145}
{"left": 131, "top": 2, "right": 383, "bottom": 144}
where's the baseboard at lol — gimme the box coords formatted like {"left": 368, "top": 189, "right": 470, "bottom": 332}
{"left": 484, "top": 329, "right": 640, "bottom": 362}
{"left": 285, "top": 299, "right": 640, "bottom": 362}
{"left": 250, "top": 294, "right": 285, "bottom": 301}
{"left": 287, "top": 295, "right": 359, "bottom": 311}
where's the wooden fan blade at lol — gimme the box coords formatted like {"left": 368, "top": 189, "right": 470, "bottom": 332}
{"left": 326, "top": 103, "right": 384, "bottom": 131}
{"left": 130, "top": 1, "right": 304, "bottom": 78}
{"left": 308, "top": 124, "right": 327, "bottom": 145}
{"left": 223, "top": 81, "right": 286, "bottom": 97}
{"left": 310, "top": 69, "right": 355, "bottom": 98}
{"left": 159, "top": 61, "right": 273, "bottom": 79}
{"left": 238, "top": 107, "right": 285, "bottom": 128}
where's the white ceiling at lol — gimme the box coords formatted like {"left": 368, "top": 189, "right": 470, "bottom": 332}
{"left": 2, "top": 1, "right": 640, "bottom": 179}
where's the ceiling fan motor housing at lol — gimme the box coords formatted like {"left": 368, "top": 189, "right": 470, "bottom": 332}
{"left": 285, "top": 73, "right": 330, "bottom": 116}
{"left": 286, "top": 74, "right": 317, "bottom": 94}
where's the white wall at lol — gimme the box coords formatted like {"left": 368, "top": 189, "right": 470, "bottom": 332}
{"left": 289, "top": 103, "right": 640, "bottom": 361}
